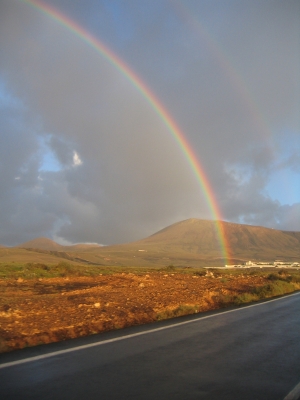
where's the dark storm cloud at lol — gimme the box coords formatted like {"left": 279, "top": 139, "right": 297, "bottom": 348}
{"left": 0, "top": 0, "right": 299, "bottom": 245}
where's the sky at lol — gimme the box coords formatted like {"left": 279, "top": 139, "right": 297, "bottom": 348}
{"left": 0, "top": 0, "right": 299, "bottom": 246}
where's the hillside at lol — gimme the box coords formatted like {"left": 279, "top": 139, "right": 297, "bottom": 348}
{"left": 133, "top": 219, "right": 300, "bottom": 262}
{"left": 4, "top": 219, "right": 300, "bottom": 267}
{"left": 143, "top": 218, "right": 300, "bottom": 253}
{"left": 17, "top": 237, "right": 64, "bottom": 251}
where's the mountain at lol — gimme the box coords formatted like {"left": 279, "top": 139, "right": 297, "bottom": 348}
{"left": 12, "top": 219, "right": 300, "bottom": 267}
{"left": 134, "top": 219, "right": 300, "bottom": 262}
{"left": 94, "top": 219, "right": 300, "bottom": 266}
{"left": 145, "top": 218, "right": 300, "bottom": 252}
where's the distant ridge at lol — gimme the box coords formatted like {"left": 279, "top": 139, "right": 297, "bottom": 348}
{"left": 10, "top": 219, "right": 300, "bottom": 267}
{"left": 16, "top": 237, "right": 101, "bottom": 252}
{"left": 17, "top": 237, "right": 64, "bottom": 251}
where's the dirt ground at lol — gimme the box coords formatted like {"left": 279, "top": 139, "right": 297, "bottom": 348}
{"left": 0, "top": 271, "right": 268, "bottom": 352}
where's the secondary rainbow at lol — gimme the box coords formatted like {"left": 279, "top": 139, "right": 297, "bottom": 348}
{"left": 172, "top": 0, "right": 273, "bottom": 144}
{"left": 21, "top": 0, "right": 231, "bottom": 263}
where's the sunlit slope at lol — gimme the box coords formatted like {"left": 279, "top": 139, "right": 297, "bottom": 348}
{"left": 2, "top": 219, "right": 300, "bottom": 267}
{"left": 127, "top": 219, "right": 300, "bottom": 262}
{"left": 139, "top": 219, "right": 225, "bottom": 252}
{"left": 223, "top": 222, "right": 300, "bottom": 260}
{"left": 125, "top": 218, "right": 300, "bottom": 251}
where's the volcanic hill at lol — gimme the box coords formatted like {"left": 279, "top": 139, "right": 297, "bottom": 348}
{"left": 7, "top": 219, "right": 299, "bottom": 267}
{"left": 112, "top": 219, "right": 300, "bottom": 265}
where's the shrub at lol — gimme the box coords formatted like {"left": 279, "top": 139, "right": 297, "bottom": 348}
{"left": 194, "top": 269, "right": 206, "bottom": 277}
{"left": 233, "top": 293, "right": 258, "bottom": 305}
{"left": 156, "top": 304, "right": 199, "bottom": 320}
{"left": 252, "top": 280, "right": 295, "bottom": 299}
{"left": 220, "top": 278, "right": 228, "bottom": 283}
{"left": 165, "top": 265, "right": 176, "bottom": 271}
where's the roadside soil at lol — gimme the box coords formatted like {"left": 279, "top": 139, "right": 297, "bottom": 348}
{"left": 0, "top": 271, "right": 268, "bottom": 352}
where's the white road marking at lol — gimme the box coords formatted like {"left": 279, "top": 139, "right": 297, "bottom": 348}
{"left": 284, "top": 381, "right": 300, "bottom": 400}
{"left": 0, "top": 291, "right": 300, "bottom": 370}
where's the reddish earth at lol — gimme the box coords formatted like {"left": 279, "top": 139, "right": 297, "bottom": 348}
{"left": 0, "top": 271, "right": 267, "bottom": 352}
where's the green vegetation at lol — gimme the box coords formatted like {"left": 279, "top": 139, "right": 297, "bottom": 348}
{"left": 0, "top": 262, "right": 129, "bottom": 279}
{"left": 217, "top": 271, "right": 300, "bottom": 307}
{"left": 0, "top": 262, "right": 197, "bottom": 279}
{"left": 0, "top": 262, "right": 209, "bottom": 279}
{"left": 1, "top": 261, "right": 300, "bottom": 282}
{"left": 1, "top": 262, "right": 71, "bottom": 279}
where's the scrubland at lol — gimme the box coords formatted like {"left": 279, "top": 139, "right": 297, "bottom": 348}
{"left": 0, "top": 262, "right": 299, "bottom": 353}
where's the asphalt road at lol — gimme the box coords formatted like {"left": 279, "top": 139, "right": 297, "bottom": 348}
{"left": 1, "top": 292, "right": 300, "bottom": 400}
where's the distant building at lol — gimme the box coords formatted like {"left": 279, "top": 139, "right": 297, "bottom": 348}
{"left": 224, "top": 260, "right": 299, "bottom": 269}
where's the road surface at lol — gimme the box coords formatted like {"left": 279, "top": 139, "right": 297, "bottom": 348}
{"left": 1, "top": 292, "right": 300, "bottom": 399}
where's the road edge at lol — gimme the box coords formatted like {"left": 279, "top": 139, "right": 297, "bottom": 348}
{"left": 1, "top": 290, "right": 300, "bottom": 370}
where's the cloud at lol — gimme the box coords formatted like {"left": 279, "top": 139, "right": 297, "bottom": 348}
{"left": 72, "top": 151, "right": 82, "bottom": 167}
{"left": 0, "top": 0, "right": 299, "bottom": 245}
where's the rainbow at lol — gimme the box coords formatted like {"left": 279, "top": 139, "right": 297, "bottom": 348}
{"left": 21, "top": 0, "right": 231, "bottom": 263}
{"left": 172, "top": 0, "right": 273, "bottom": 143}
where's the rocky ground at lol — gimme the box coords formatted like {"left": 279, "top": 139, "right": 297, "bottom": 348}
{"left": 0, "top": 270, "right": 273, "bottom": 353}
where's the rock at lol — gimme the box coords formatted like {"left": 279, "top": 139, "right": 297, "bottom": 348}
{"left": 94, "top": 303, "right": 100, "bottom": 308}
